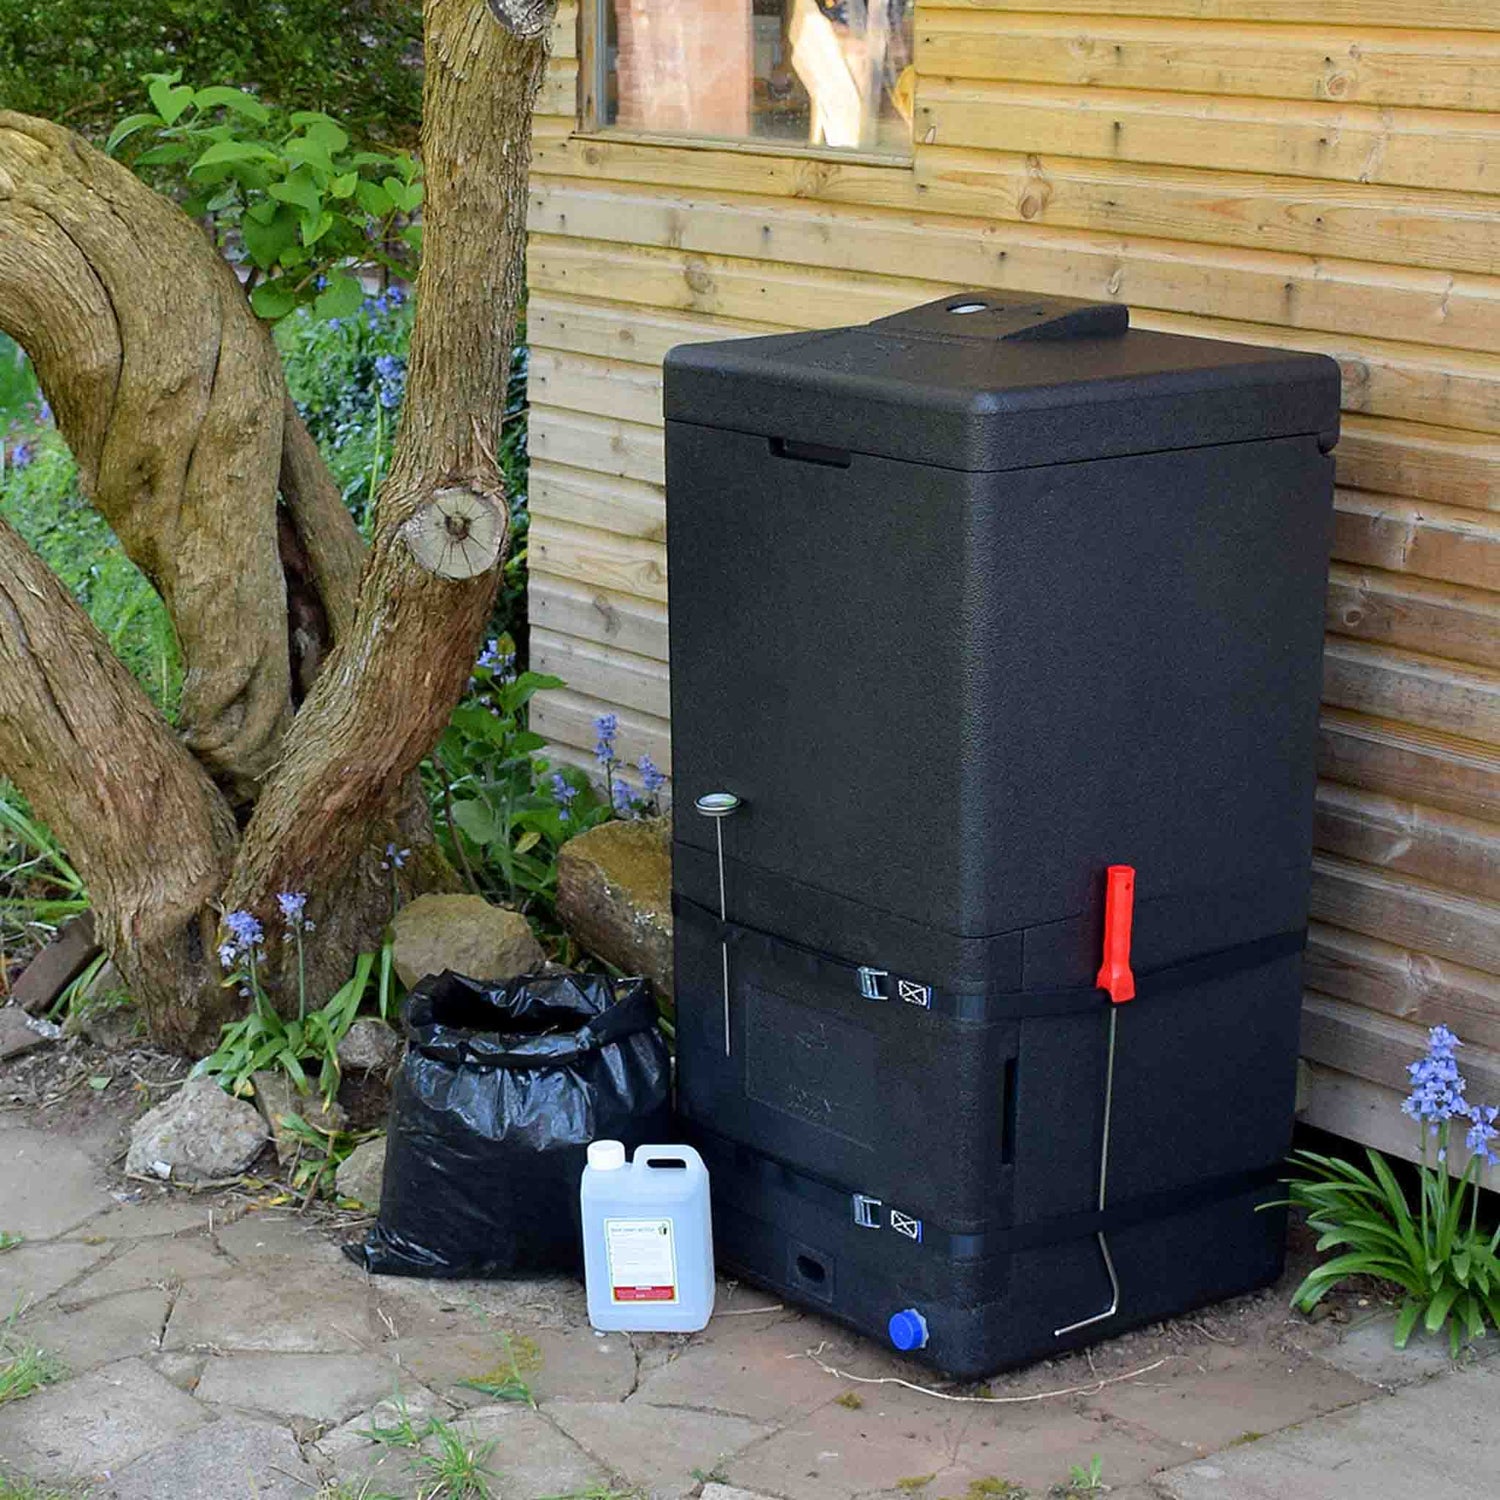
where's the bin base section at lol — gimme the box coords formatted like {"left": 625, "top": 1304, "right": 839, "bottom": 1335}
{"left": 694, "top": 1129, "right": 1288, "bottom": 1380}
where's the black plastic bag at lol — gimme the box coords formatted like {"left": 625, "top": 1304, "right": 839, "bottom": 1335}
{"left": 346, "top": 969, "right": 671, "bottom": 1278}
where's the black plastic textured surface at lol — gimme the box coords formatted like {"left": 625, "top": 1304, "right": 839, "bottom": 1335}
{"left": 664, "top": 290, "right": 1337, "bottom": 1376}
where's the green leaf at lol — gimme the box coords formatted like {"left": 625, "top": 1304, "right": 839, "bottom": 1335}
{"left": 354, "top": 178, "right": 393, "bottom": 218}
{"left": 283, "top": 136, "right": 336, "bottom": 180}
{"left": 300, "top": 208, "right": 336, "bottom": 247}
{"left": 452, "top": 799, "right": 506, "bottom": 847}
{"left": 514, "top": 830, "right": 542, "bottom": 856}
{"left": 383, "top": 175, "right": 423, "bottom": 213}
{"left": 241, "top": 205, "right": 301, "bottom": 271}
{"left": 1393, "top": 1298, "right": 1423, "bottom": 1348}
{"left": 269, "top": 170, "right": 323, "bottom": 213}
{"left": 301, "top": 117, "right": 351, "bottom": 155}
{"left": 106, "top": 112, "right": 164, "bottom": 154}
{"left": 148, "top": 77, "right": 195, "bottom": 125}
{"left": 1425, "top": 1281, "right": 1462, "bottom": 1334}
{"left": 330, "top": 171, "right": 359, "bottom": 200}
{"left": 313, "top": 272, "right": 364, "bottom": 320}
{"left": 249, "top": 279, "right": 300, "bottom": 321}
{"left": 135, "top": 142, "right": 198, "bottom": 166}
{"left": 190, "top": 139, "right": 277, "bottom": 172}
{"left": 192, "top": 86, "right": 271, "bottom": 122}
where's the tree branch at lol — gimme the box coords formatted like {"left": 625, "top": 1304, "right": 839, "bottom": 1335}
{"left": 0, "top": 113, "right": 294, "bottom": 804}
{"left": 225, "top": 0, "right": 554, "bottom": 950}
{"left": 0, "top": 518, "right": 238, "bottom": 1051}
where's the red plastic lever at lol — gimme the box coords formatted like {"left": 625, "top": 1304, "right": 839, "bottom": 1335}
{"left": 1096, "top": 864, "right": 1136, "bottom": 1004}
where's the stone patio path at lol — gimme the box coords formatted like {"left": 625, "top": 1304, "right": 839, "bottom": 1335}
{"left": 2, "top": 1119, "right": 1496, "bottom": 1499}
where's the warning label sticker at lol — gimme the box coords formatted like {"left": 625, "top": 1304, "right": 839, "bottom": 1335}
{"left": 605, "top": 1217, "right": 678, "bottom": 1304}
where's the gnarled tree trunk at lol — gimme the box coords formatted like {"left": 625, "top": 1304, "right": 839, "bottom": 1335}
{"left": 0, "top": 0, "right": 556, "bottom": 1050}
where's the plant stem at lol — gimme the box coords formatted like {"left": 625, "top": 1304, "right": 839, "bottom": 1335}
{"left": 294, "top": 922, "right": 307, "bottom": 1023}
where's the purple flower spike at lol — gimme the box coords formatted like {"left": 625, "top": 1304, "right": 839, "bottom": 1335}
{"left": 638, "top": 754, "right": 667, "bottom": 795}
{"left": 593, "top": 714, "right": 619, "bottom": 766}
{"left": 276, "top": 891, "right": 310, "bottom": 932}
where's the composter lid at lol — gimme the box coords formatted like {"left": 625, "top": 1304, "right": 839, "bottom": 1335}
{"left": 663, "top": 291, "right": 1341, "bottom": 472}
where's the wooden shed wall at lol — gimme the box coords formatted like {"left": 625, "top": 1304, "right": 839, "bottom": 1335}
{"left": 526, "top": 0, "right": 1500, "bottom": 1162}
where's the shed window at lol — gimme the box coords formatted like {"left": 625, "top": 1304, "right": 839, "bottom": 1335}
{"left": 587, "top": 1, "right": 916, "bottom": 155}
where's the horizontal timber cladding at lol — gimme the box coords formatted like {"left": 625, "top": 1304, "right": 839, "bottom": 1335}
{"left": 526, "top": 0, "right": 1500, "bottom": 1162}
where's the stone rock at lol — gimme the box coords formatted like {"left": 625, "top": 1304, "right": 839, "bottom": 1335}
{"left": 337, "top": 1016, "right": 402, "bottom": 1073}
{"left": 555, "top": 815, "right": 673, "bottom": 1000}
{"left": 390, "top": 892, "right": 544, "bottom": 989}
{"left": 252, "top": 1070, "right": 348, "bottom": 1166}
{"left": 0, "top": 1003, "right": 54, "bottom": 1061}
{"left": 125, "top": 1077, "right": 269, "bottom": 1184}
{"left": 335, "top": 1134, "right": 388, "bottom": 1210}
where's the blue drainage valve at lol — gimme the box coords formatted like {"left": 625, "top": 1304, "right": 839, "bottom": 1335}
{"left": 888, "top": 1308, "right": 929, "bottom": 1352}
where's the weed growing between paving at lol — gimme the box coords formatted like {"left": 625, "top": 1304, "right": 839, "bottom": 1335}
{"left": 458, "top": 1332, "right": 541, "bottom": 1406}
{"left": 0, "top": 1235, "right": 20, "bottom": 1254}
{"left": 0, "top": 1474, "right": 83, "bottom": 1500}
{"left": 1276, "top": 1024, "right": 1500, "bottom": 1354}
{"left": 0, "top": 1329, "right": 63, "bottom": 1408}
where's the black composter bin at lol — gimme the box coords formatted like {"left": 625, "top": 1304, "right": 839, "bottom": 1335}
{"left": 664, "top": 292, "right": 1340, "bottom": 1378}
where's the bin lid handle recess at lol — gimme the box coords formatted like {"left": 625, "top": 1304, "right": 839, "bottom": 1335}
{"left": 869, "top": 291, "right": 1129, "bottom": 344}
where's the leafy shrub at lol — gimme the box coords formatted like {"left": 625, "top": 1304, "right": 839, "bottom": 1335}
{"left": 1281, "top": 1025, "right": 1500, "bottom": 1354}
{"left": 109, "top": 76, "right": 421, "bottom": 321}
{"left": 0, "top": 0, "right": 422, "bottom": 148}
{"left": 1, "top": 406, "right": 183, "bottom": 716}
{"left": 276, "top": 288, "right": 417, "bottom": 530}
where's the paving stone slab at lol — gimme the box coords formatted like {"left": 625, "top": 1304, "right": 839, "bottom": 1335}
{"left": 0, "top": 1127, "right": 114, "bottom": 1239}
{"left": 629, "top": 1311, "right": 855, "bottom": 1423}
{"left": 20, "top": 1288, "right": 173, "bottom": 1373}
{"left": 702, "top": 1486, "right": 780, "bottom": 1500}
{"left": 215, "top": 1210, "right": 354, "bottom": 1272}
{"left": 0, "top": 1238, "right": 110, "bottom": 1309}
{"left": 67, "top": 1235, "right": 228, "bottom": 1301}
{"left": 71, "top": 1194, "right": 220, "bottom": 1240}
{"left": 148, "top": 1351, "right": 207, "bottom": 1392}
{"left": 391, "top": 1326, "right": 637, "bottom": 1406}
{"left": 368, "top": 1268, "right": 591, "bottom": 1336}
{"left": 449, "top": 1403, "right": 613, "bottom": 1499}
{"left": 1085, "top": 1351, "right": 1380, "bottom": 1458}
{"left": 550, "top": 1399, "right": 770, "bottom": 1499}
{"left": 0, "top": 1357, "right": 209, "bottom": 1483}
{"left": 93, "top": 1414, "right": 319, "bottom": 1500}
{"left": 195, "top": 1350, "right": 404, "bottom": 1426}
{"left": 1154, "top": 1363, "right": 1500, "bottom": 1500}
{"left": 1295, "top": 1309, "right": 1494, "bottom": 1388}
{"left": 163, "top": 1273, "right": 371, "bottom": 1352}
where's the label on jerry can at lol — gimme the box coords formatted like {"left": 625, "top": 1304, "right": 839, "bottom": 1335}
{"left": 605, "top": 1217, "right": 679, "bottom": 1303}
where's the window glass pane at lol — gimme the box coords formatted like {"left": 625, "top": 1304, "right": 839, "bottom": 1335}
{"left": 601, "top": 1, "right": 916, "bottom": 153}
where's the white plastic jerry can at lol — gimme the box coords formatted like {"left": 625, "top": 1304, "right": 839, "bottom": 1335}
{"left": 581, "top": 1141, "right": 715, "bottom": 1332}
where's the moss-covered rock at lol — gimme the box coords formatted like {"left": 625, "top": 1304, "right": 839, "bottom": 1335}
{"left": 555, "top": 816, "right": 672, "bottom": 1003}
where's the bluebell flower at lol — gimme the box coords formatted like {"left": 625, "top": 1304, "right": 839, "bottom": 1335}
{"left": 224, "top": 909, "right": 264, "bottom": 949}
{"left": 385, "top": 285, "right": 406, "bottom": 306}
{"left": 381, "top": 843, "right": 411, "bottom": 871}
{"left": 219, "top": 909, "right": 265, "bottom": 970}
{"left": 276, "top": 890, "right": 310, "bottom": 932}
{"left": 638, "top": 755, "right": 667, "bottom": 795}
{"left": 551, "top": 773, "right": 578, "bottom": 821}
{"left": 1404, "top": 1025, "right": 1470, "bottom": 1134}
{"left": 9, "top": 441, "right": 31, "bottom": 470}
{"left": 611, "top": 778, "right": 635, "bottom": 816}
{"left": 1466, "top": 1104, "right": 1500, "bottom": 1168}
{"left": 373, "top": 352, "right": 406, "bottom": 410}
{"left": 594, "top": 714, "right": 619, "bottom": 766}
{"left": 37, "top": 400, "right": 51, "bottom": 425}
